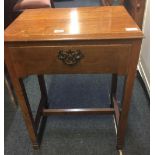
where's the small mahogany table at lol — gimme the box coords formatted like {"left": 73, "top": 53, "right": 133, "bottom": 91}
{"left": 4, "top": 6, "right": 143, "bottom": 150}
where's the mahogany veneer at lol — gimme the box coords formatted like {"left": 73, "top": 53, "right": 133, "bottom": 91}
{"left": 5, "top": 6, "right": 143, "bottom": 150}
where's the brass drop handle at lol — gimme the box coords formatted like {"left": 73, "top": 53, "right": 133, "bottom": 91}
{"left": 58, "top": 49, "right": 84, "bottom": 65}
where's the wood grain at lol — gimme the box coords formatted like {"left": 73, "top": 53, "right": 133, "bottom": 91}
{"left": 43, "top": 108, "right": 115, "bottom": 116}
{"left": 116, "top": 39, "right": 142, "bottom": 149}
{"left": 4, "top": 6, "right": 143, "bottom": 150}
{"left": 5, "top": 46, "right": 38, "bottom": 148}
{"left": 4, "top": 6, "right": 143, "bottom": 42}
{"left": 8, "top": 44, "right": 132, "bottom": 77}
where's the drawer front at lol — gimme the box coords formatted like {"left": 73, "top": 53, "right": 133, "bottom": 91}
{"left": 9, "top": 44, "right": 132, "bottom": 77}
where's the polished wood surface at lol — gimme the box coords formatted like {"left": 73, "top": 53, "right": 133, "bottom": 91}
{"left": 99, "top": 0, "right": 146, "bottom": 29}
{"left": 5, "top": 6, "right": 143, "bottom": 150}
{"left": 43, "top": 108, "right": 115, "bottom": 116}
{"left": 8, "top": 44, "right": 131, "bottom": 77}
{"left": 116, "top": 40, "right": 142, "bottom": 149}
{"left": 5, "top": 6, "right": 143, "bottom": 42}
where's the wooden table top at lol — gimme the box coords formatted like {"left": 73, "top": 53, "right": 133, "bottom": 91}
{"left": 4, "top": 6, "right": 143, "bottom": 42}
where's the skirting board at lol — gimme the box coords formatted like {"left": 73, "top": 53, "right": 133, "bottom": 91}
{"left": 137, "top": 61, "right": 150, "bottom": 96}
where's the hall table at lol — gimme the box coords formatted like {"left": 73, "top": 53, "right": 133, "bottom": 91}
{"left": 4, "top": 6, "right": 143, "bottom": 150}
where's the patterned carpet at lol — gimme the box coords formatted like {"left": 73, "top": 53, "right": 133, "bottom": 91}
{"left": 5, "top": 74, "right": 150, "bottom": 155}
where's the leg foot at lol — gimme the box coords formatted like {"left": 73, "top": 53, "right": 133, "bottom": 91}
{"left": 116, "top": 144, "right": 123, "bottom": 150}
{"left": 32, "top": 143, "right": 40, "bottom": 150}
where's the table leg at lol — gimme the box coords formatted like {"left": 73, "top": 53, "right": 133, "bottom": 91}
{"left": 116, "top": 40, "right": 142, "bottom": 149}
{"left": 50, "top": 0, "right": 55, "bottom": 8}
{"left": 5, "top": 76, "right": 39, "bottom": 148}
{"left": 19, "top": 79, "right": 39, "bottom": 149}
{"left": 116, "top": 74, "right": 135, "bottom": 149}
{"left": 5, "top": 65, "right": 17, "bottom": 106}
{"left": 36, "top": 75, "right": 48, "bottom": 144}
{"left": 110, "top": 73, "right": 118, "bottom": 108}
{"left": 38, "top": 75, "right": 48, "bottom": 107}
{"left": 5, "top": 51, "right": 39, "bottom": 149}
{"left": 5, "top": 74, "right": 17, "bottom": 106}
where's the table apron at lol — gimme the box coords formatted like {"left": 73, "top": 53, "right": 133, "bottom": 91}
{"left": 7, "top": 44, "right": 132, "bottom": 78}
